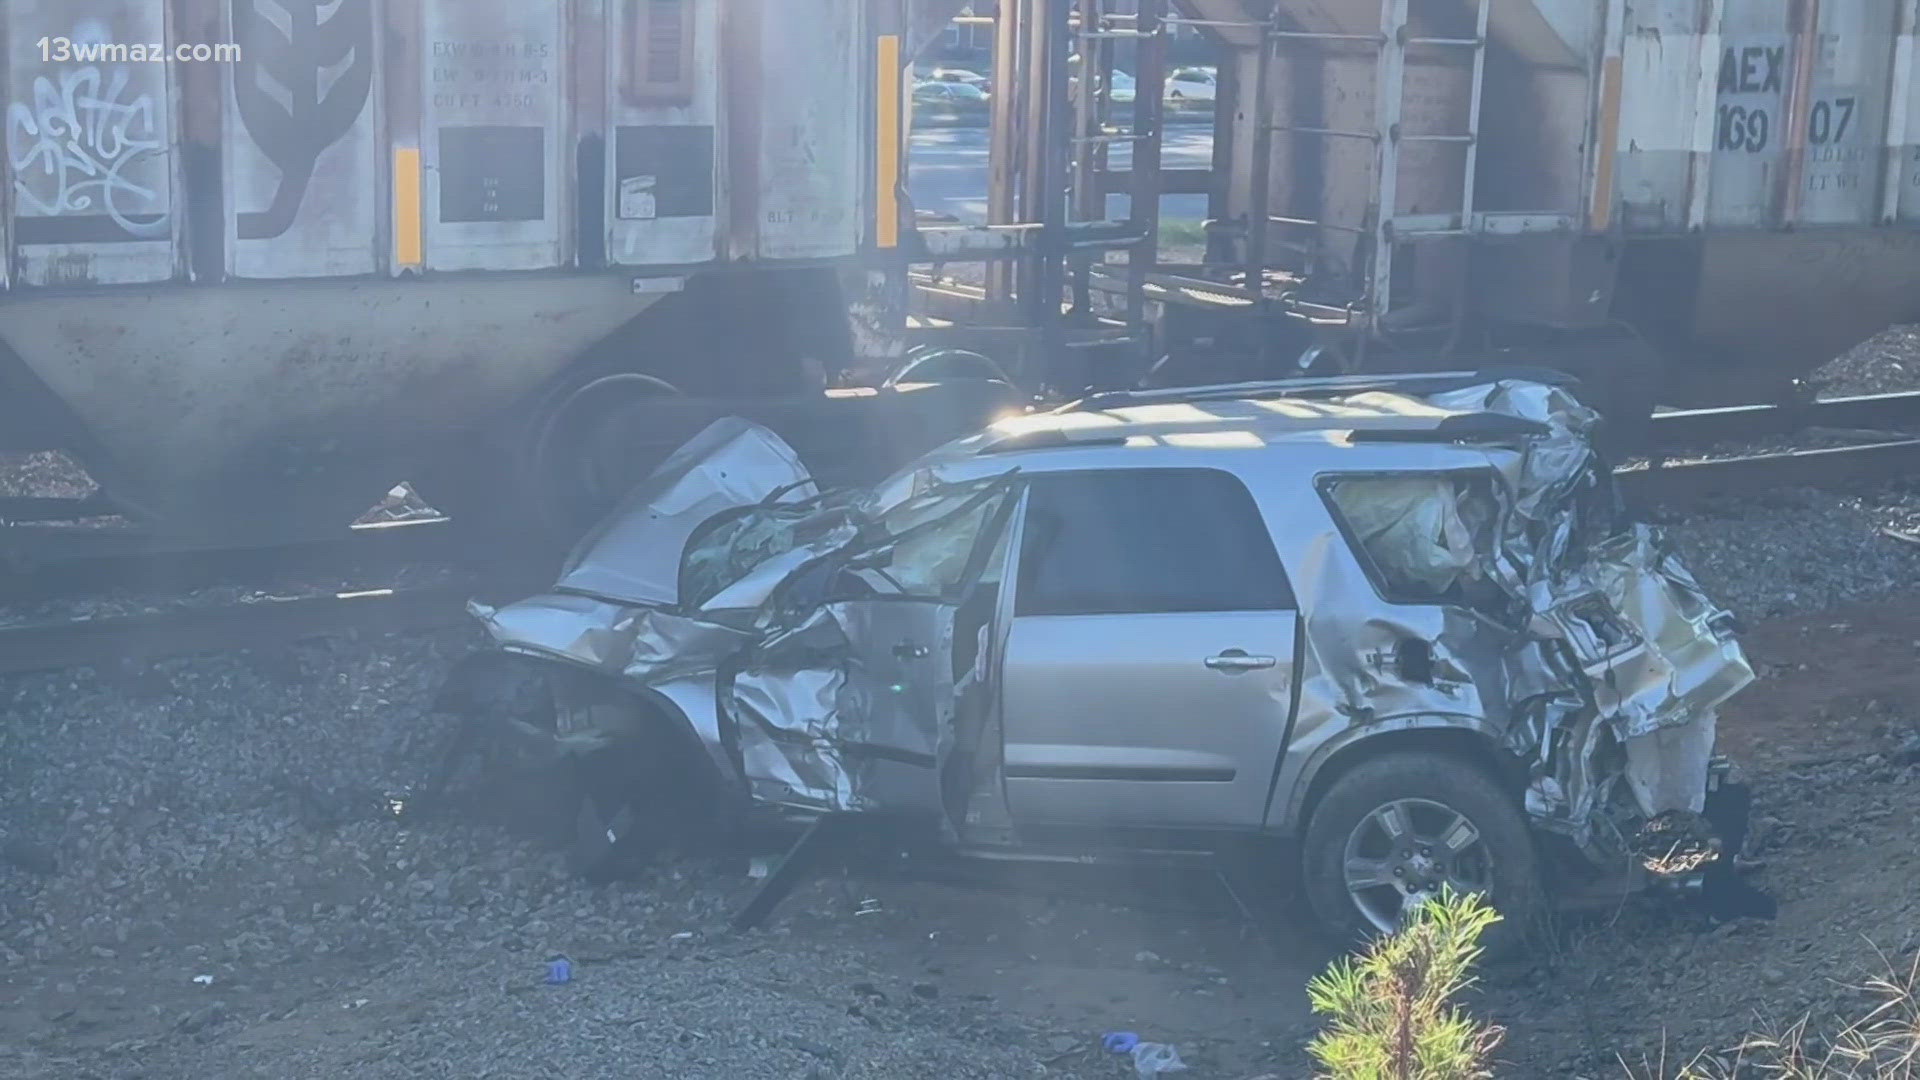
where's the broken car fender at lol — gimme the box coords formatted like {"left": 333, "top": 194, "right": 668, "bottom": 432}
{"left": 635, "top": 675, "right": 743, "bottom": 800}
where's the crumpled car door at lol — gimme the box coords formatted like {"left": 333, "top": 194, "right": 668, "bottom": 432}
{"left": 723, "top": 474, "right": 1022, "bottom": 821}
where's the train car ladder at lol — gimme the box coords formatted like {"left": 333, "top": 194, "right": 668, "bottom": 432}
{"left": 1254, "top": 0, "right": 1491, "bottom": 324}
{"left": 1369, "top": 0, "right": 1490, "bottom": 318}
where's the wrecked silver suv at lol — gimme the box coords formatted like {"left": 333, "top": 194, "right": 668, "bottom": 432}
{"left": 456, "top": 373, "right": 1755, "bottom": 942}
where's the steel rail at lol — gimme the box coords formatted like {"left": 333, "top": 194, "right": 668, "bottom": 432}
{"left": 0, "top": 440, "right": 1913, "bottom": 675}
{"left": 1646, "top": 391, "right": 1920, "bottom": 449}
{"left": 1617, "top": 438, "right": 1920, "bottom": 504}
{"left": 0, "top": 517, "right": 469, "bottom": 602}
{"left": 0, "top": 584, "right": 480, "bottom": 677}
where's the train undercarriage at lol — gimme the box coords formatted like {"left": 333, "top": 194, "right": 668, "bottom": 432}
{"left": 6, "top": 0, "right": 1920, "bottom": 551}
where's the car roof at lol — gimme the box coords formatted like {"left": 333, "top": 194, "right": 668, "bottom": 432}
{"left": 908, "top": 371, "right": 1569, "bottom": 480}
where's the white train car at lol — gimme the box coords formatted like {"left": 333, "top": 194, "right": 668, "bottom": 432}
{"left": 0, "top": 0, "right": 908, "bottom": 541}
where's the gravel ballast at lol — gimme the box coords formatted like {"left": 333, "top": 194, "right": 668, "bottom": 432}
{"left": 1653, "top": 482, "right": 1920, "bottom": 619}
{"left": 1811, "top": 325, "right": 1920, "bottom": 396}
{"left": 8, "top": 324, "right": 1920, "bottom": 1077}
{"left": 0, "top": 633, "right": 1071, "bottom": 1079}
{"left": 5, "top": 477, "right": 1920, "bottom": 1078}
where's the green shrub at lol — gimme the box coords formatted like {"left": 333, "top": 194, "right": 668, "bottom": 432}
{"left": 1306, "top": 889, "right": 1506, "bottom": 1080}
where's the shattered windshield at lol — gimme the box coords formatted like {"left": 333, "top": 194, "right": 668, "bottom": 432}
{"left": 677, "top": 491, "right": 861, "bottom": 611}
{"left": 677, "top": 474, "right": 1018, "bottom": 613}
{"left": 850, "top": 475, "right": 1020, "bottom": 598}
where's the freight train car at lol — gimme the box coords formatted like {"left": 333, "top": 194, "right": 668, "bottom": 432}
{"left": 0, "top": 0, "right": 949, "bottom": 544}
{"left": 1191, "top": 0, "right": 1920, "bottom": 399}
{"left": 913, "top": 0, "right": 1920, "bottom": 416}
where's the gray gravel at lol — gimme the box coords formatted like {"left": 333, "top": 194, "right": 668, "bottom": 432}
{"left": 0, "top": 452, "right": 95, "bottom": 500}
{"left": 9, "top": 338, "right": 1920, "bottom": 1076}
{"left": 1811, "top": 325, "right": 1920, "bottom": 396}
{"left": 7, "top": 476, "right": 1913, "bottom": 1078}
{"left": 2, "top": 630, "right": 1304, "bottom": 1079}
{"left": 1650, "top": 483, "right": 1920, "bottom": 620}
{"left": 4, "top": 480, "right": 1917, "bottom": 1078}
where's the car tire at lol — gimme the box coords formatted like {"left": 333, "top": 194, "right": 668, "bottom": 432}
{"left": 1301, "top": 750, "right": 1541, "bottom": 956}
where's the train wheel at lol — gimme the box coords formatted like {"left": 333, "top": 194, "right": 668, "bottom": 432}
{"left": 413, "top": 372, "right": 697, "bottom": 560}
{"left": 522, "top": 372, "right": 695, "bottom": 540}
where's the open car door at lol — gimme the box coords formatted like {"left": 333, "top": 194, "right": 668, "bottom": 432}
{"left": 721, "top": 473, "right": 1023, "bottom": 829}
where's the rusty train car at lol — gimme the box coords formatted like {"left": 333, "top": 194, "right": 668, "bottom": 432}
{"left": 1187, "top": 0, "right": 1920, "bottom": 396}
{"left": 0, "top": 0, "right": 932, "bottom": 543}
{"left": 916, "top": 0, "right": 1920, "bottom": 418}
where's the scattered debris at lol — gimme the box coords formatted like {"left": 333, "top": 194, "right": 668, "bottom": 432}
{"left": 545, "top": 956, "right": 573, "bottom": 985}
{"left": 1130, "top": 1041, "right": 1189, "bottom": 1076}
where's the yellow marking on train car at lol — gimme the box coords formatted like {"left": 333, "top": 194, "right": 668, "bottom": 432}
{"left": 876, "top": 34, "right": 902, "bottom": 249}
{"left": 1589, "top": 56, "right": 1623, "bottom": 233}
{"left": 394, "top": 147, "right": 423, "bottom": 267}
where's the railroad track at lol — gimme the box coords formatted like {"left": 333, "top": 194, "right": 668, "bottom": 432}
{"left": 1621, "top": 389, "right": 1920, "bottom": 503}
{"left": 0, "top": 584, "right": 481, "bottom": 677}
{"left": 5, "top": 445, "right": 1910, "bottom": 676}
{"left": 0, "top": 516, "right": 481, "bottom": 602}
{"left": 1645, "top": 390, "right": 1920, "bottom": 449}
{"left": 1616, "top": 438, "right": 1920, "bottom": 504}
{"left": 2, "top": 390, "right": 1915, "bottom": 676}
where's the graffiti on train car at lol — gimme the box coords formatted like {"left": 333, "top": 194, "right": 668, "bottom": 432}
{"left": 5, "top": 64, "right": 168, "bottom": 240}
{"left": 230, "top": 0, "right": 375, "bottom": 240}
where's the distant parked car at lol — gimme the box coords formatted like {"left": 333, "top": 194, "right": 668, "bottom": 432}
{"left": 926, "top": 67, "right": 990, "bottom": 92}
{"left": 1166, "top": 66, "right": 1217, "bottom": 102}
{"left": 912, "top": 81, "right": 991, "bottom": 126}
{"left": 1066, "top": 58, "right": 1136, "bottom": 107}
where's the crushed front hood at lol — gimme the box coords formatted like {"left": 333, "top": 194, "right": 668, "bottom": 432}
{"left": 555, "top": 416, "right": 817, "bottom": 608}
{"left": 476, "top": 415, "right": 1020, "bottom": 820}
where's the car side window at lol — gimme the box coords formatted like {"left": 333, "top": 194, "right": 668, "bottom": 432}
{"left": 1319, "top": 473, "right": 1502, "bottom": 607}
{"left": 1014, "top": 469, "right": 1295, "bottom": 616}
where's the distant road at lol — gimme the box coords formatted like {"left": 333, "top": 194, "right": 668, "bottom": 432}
{"left": 907, "top": 121, "right": 1213, "bottom": 225}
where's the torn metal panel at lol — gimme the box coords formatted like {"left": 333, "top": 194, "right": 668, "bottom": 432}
{"left": 559, "top": 417, "right": 818, "bottom": 608}
{"left": 1624, "top": 711, "right": 1719, "bottom": 817}
{"left": 469, "top": 594, "right": 636, "bottom": 672}
{"left": 729, "top": 661, "right": 857, "bottom": 810}
{"left": 1302, "top": 380, "right": 1744, "bottom": 863}
{"left": 1428, "top": 379, "right": 1614, "bottom": 588}
{"left": 481, "top": 414, "right": 1020, "bottom": 821}
{"left": 728, "top": 599, "right": 960, "bottom": 815}
{"left": 1539, "top": 525, "right": 1753, "bottom": 740}
{"left": 719, "top": 475, "right": 1021, "bottom": 816}
{"left": 471, "top": 591, "right": 753, "bottom": 680}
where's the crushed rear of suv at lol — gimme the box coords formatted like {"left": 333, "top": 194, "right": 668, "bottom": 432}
{"left": 445, "top": 372, "right": 1756, "bottom": 945}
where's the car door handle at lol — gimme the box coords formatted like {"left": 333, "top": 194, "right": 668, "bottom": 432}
{"left": 1205, "top": 649, "right": 1277, "bottom": 672}
{"left": 893, "top": 642, "right": 931, "bottom": 661}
